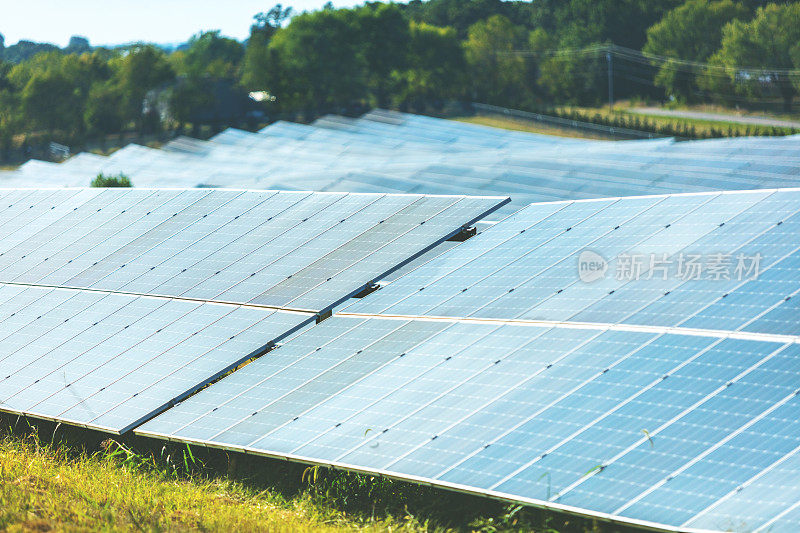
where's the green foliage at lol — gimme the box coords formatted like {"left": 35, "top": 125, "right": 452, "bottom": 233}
{"left": 703, "top": 3, "right": 800, "bottom": 110}
{"left": 464, "top": 15, "right": 528, "bottom": 106}
{"left": 91, "top": 172, "right": 132, "bottom": 187}
{"left": 644, "top": 0, "right": 748, "bottom": 101}
{"left": 394, "top": 22, "right": 466, "bottom": 109}
{"left": 112, "top": 45, "right": 175, "bottom": 126}
{"left": 173, "top": 31, "right": 244, "bottom": 78}
{"left": 0, "top": 0, "right": 798, "bottom": 153}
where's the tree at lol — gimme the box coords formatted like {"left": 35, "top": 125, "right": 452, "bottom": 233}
{"left": 644, "top": 0, "right": 748, "bottom": 101}
{"left": 707, "top": 3, "right": 800, "bottom": 111}
{"left": 174, "top": 31, "right": 244, "bottom": 78}
{"left": 91, "top": 172, "right": 132, "bottom": 187}
{"left": 354, "top": 3, "right": 409, "bottom": 107}
{"left": 266, "top": 8, "right": 367, "bottom": 111}
{"left": 113, "top": 45, "right": 175, "bottom": 128}
{"left": 464, "top": 15, "right": 528, "bottom": 105}
{"left": 395, "top": 22, "right": 467, "bottom": 109}
{"left": 402, "top": 0, "right": 512, "bottom": 38}
{"left": 241, "top": 4, "right": 293, "bottom": 92}
{"left": 84, "top": 81, "right": 124, "bottom": 135}
{"left": 65, "top": 36, "right": 91, "bottom": 55}
{"left": 21, "top": 70, "right": 82, "bottom": 133}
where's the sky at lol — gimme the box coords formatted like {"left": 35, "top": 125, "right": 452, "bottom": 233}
{"left": 2, "top": 0, "right": 377, "bottom": 47}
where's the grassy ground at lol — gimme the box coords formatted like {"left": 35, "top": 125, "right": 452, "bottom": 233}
{"left": 0, "top": 417, "right": 628, "bottom": 533}
{"left": 560, "top": 104, "right": 797, "bottom": 138}
{"left": 453, "top": 115, "right": 614, "bottom": 140}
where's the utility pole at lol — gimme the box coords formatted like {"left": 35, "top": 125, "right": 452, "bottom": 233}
{"left": 606, "top": 50, "right": 614, "bottom": 111}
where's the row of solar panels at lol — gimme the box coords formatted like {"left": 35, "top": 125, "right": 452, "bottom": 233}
{"left": 1, "top": 185, "right": 799, "bottom": 532}
{"left": 2, "top": 110, "right": 800, "bottom": 218}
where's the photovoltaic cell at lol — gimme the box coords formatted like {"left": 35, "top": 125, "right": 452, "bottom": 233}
{"left": 0, "top": 284, "right": 310, "bottom": 433}
{"left": 139, "top": 188, "right": 800, "bottom": 532}
{"left": 0, "top": 188, "right": 506, "bottom": 433}
{"left": 346, "top": 189, "right": 800, "bottom": 338}
{"left": 137, "top": 315, "right": 800, "bottom": 532}
{"left": 0, "top": 188, "right": 507, "bottom": 313}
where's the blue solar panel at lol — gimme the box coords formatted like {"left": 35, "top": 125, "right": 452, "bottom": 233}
{"left": 0, "top": 284, "right": 310, "bottom": 433}
{"left": 0, "top": 189, "right": 507, "bottom": 313}
{"left": 346, "top": 190, "right": 800, "bottom": 338}
{"left": 137, "top": 315, "right": 800, "bottom": 531}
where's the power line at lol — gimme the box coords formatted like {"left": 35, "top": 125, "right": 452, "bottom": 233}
{"left": 503, "top": 44, "right": 800, "bottom": 77}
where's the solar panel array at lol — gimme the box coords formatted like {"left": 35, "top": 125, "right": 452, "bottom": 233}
{"left": 3, "top": 110, "right": 800, "bottom": 531}
{"left": 0, "top": 188, "right": 505, "bottom": 433}
{"left": 2, "top": 109, "right": 800, "bottom": 219}
{"left": 139, "top": 189, "right": 800, "bottom": 533}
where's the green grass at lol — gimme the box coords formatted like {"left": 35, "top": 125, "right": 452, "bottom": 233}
{"left": 560, "top": 105, "right": 798, "bottom": 138}
{"left": 1, "top": 418, "right": 622, "bottom": 533}
{"left": 453, "top": 115, "right": 614, "bottom": 140}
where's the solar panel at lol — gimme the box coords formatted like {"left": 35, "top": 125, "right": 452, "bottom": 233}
{"left": 137, "top": 315, "right": 800, "bottom": 532}
{"left": 0, "top": 284, "right": 310, "bottom": 433}
{"left": 0, "top": 189, "right": 507, "bottom": 314}
{"left": 138, "top": 188, "right": 800, "bottom": 531}
{"left": 0, "top": 188, "right": 506, "bottom": 433}
{"left": 347, "top": 189, "right": 800, "bottom": 338}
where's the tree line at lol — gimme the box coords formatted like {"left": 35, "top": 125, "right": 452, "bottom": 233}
{"left": 1, "top": 0, "right": 800, "bottom": 155}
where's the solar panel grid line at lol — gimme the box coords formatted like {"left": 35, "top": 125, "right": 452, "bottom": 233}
{"left": 0, "top": 190, "right": 128, "bottom": 260}
{"left": 469, "top": 189, "right": 771, "bottom": 321}
{"left": 60, "top": 189, "right": 233, "bottom": 289}
{"left": 268, "top": 195, "right": 508, "bottom": 312}
{"left": 335, "top": 311, "right": 800, "bottom": 345}
{"left": 607, "top": 205, "right": 800, "bottom": 333}
{"left": 5, "top": 190, "right": 167, "bottom": 284}
{"left": 434, "top": 193, "right": 705, "bottom": 320}
{"left": 681, "top": 442, "right": 800, "bottom": 529}
{"left": 565, "top": 194, "right": 800, "bottom": 327}
{"left": 285, "top": 321, "right": 554, "bottom": 459}
{"left": 0, "top": 290, "right": 130, "bottom": 374}
{"left": 44, "top": 302, "right": 260, "bottom": 424}
{"left": 226, "top": 193, "right": 427, "bottom": 305}
{"left": 200, "top": 317, "right": 420, "bottom": 444}
{"left": 0, "top": 190, "right": 104, "bottom": 254}
{"left": 612, "top": 387, "right": 800, "bottom": 516}
{"left": 549, "top": 341, "right": 791, "bottom": 502}
{"left": 376, "top": 328, "right": 666, "bottom": 473}
{"left": 0, "top": 287, "right": 105, "bottom": 369}
{"left": 340, "top": 200, "right": 587, "bottom": 315}
{"left": 757, "top": 501, "right": 800, "bottom": 533}
{"left": 330, "top": 324, "right": 611, "bottom": 465}
{"left": 22, "top": 192, "right": 223, "bottom": 288}
{"left": 232, "top": 319, "right": 454, "bottom": 449}
{"left": 152, "top": 316, "right": 379, "bottom": 438}
{"left": 197, "top": 193, "right": 400, "bottom": 307}
{"left": 29, "top": 190, "right": 274, "bottom": 289}
{"left": 241, "top": 323, "right": 446, "bottom": 449}
{"left": 75, "top": 190, "right": 308, "bottom": 296}
{"left": 476, "top": 335, "right": 730, "bottom": 491}
{"left": 514, "top": 189, "right": 795, "bottom": 325}
{"left": 138, "top": 190, "right": 328, "bottom": 303}
{"left": 61, "top": 309, "right": 314, "bottom": 434}
{"left": 21, "top": 191, "right": 209, "bottom": 285}
{"left": 725, "top": 257, "right": 800, "bottom": 330}
{"left": 7, "top": 294, "right": 207, "bottom": 414}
